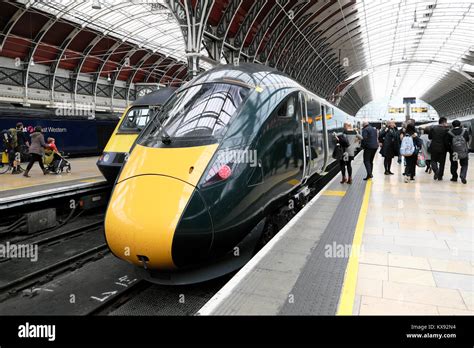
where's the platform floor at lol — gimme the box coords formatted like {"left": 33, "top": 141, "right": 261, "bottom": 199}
{"left": 0, "top": 157, "right": 105, "bottom": 199}
{"left": 198, "top": 153, "right": 474, "bottom": 316}
{"left": 353, "top": 153, "right": 474, "bottom": 315}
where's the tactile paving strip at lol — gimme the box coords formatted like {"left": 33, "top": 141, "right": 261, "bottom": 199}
{"left": 279, "top": 159, "right": 367, "bottom": 315}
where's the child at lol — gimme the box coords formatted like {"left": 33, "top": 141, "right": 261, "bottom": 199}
{"left": 47, "top": 137, "right": 58, "bottom": 153}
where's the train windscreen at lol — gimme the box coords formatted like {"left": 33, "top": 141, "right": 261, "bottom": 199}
{"left": 139, "top": 83, "right": 249, "bottom": 147}
{"left": 118, "top": 107, "right": 151, "bottom": 133}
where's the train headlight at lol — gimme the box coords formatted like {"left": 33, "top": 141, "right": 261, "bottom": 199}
{"left": 103, "top": 153, "right": 111, "bottom": 163}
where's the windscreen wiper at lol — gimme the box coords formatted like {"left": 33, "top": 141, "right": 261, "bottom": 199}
{"left": 149, "top": 106, "right": 172, "bottom": 145}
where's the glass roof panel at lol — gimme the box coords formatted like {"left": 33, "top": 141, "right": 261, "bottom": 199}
{"left": 26, "top": 0, "right": 190, "bottom": 63}
{"left": 351, "top": 0, "right": 474, "bottom": 101}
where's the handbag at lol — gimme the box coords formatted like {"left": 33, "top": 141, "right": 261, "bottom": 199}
{"left": 417, "top": 153, "right": 426, "bottom": 167}
{"left": 332, "top": 145, "right": 343, "bottom": 160}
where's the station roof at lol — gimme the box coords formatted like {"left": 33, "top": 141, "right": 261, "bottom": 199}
{"left": 0, "top": 0, "right": 472, "bottom": 117}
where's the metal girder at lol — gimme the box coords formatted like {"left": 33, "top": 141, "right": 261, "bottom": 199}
{"left": 72, "top": 35, "right": 103, "bottom": 105}
{"left": 144, "top": 56, "right": 176, "bottom": 83}
{"left": 245, "top": 0, "right": 289, "bottom": 59}
{"left": 217, "top": 0, "right": 243, "bottom": 62}
{"left": 0, "top": 7, "right": 26, "bottom": 50}
{"left": 234, "top": 0, "right": 267, "bottom": 61}
{"left": 92, "top": 41, "right": 122, "bottom": 105}
{"left": 275, "top": 22, "right": 318, "bottom": 71}
{"left": 24, "top": 18, "right": 56, "bottom": 101}
{"left": 50, "top": 27, "right": 82, "bottom": 101}
{"left": 257, "top": 1, "right": 308, "bottom": 64}
{"left": 111, "top": 49, "right": 146, "bottom": 106}
{"left": 166, "top": 64, "right": 187, "bottom": 85}
{"left": 214, "top": 0, "right": 243, "bottom": 61}
{"left": 267, "top": 11, "right": 314, "bottom": 67}
{"left": 126, "top": 52, "right": 156, "bottom": 102}
{"left": 166, "top": 0, "right": 214, "bottom": 77}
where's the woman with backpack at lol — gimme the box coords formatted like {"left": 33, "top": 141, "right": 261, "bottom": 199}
{"left": 378, "top": 120, "right": 400, "bottom": 175}
{"left": 334, "top": 122, "right": 362, "bottom": 184}
{"left": 23, "top": 126, "right": 49, "bottom": 177}
{"left": 400, "top": 124, "right": 423, "bottom": 183}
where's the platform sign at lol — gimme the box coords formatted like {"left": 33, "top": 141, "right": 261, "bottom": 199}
{"left": 411, "top": 107, "right": 428, "bottom": 113}
{"left": 403, "top": 97, "right": 416, "bottom": 104}
{"left": 388, "top": 107, "right": 405, "bottom": 113}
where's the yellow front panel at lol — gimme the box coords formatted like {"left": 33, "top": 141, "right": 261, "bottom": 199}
{"left": 103, "top": 106, "right": 137, "bottom": 154}
{"left": 103, "top": 133, "right": 138, "bottom": 154}
{"left": 105, "top": 175, "right": 195, "bottom": 269}
{"left": 118, "top": 143, "right": 219, "bottom": 186}
{"left": 105, "top": 143, "right": 219, "bottom": 270}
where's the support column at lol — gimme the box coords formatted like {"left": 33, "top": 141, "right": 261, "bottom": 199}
{"left": 165, "top": 0, "right": 214, "bottom": 78}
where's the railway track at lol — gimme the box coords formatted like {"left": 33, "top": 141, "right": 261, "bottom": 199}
{"left": 0, "top": 164, "right": 341, "bottom": 316}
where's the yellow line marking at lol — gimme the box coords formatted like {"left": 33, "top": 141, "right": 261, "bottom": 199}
{"left": 337, "top": 179, "right": 372, "bottom": 315}
{"left": 287, "top": 179, "right": 300, "bottom": 186}
{"left": 322, "top": 190, "right": 346, "bottom": 197}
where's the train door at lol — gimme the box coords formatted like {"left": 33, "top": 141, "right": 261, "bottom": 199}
{"left": 299, "top": 92, "right": 311, "bottom": 179}
{"left": 306, "top": 95, "right": 325, "bottom": 175}
{"left": 320, "top": 104, "right": 330, "bottom": 171}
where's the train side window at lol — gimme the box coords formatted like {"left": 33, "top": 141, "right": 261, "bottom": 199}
{"left": 277, "top": 95, "right": 296, "bottom": 119}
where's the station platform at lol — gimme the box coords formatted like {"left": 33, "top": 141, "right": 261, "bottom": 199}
{"left": 198, "top": 153, "right": 474, "bottom": 316}
{"left": 0, "top": 157, "right": 107, "bottom": 206}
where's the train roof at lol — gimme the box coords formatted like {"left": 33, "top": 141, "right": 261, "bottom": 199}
{"left": 132, "top": 87, "right": 177, "bottom": 106}
{"left": 181, "top": 63, "right": 288, "bottom": 89}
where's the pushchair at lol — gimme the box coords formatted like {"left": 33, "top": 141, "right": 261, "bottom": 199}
{"left": 44, "top": 149, "right": 71, "bottom": 174}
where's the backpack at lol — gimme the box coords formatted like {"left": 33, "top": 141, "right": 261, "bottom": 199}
{"left": 400, "top": 136, "right": 415, "bottom": 156}
{"left": 448, "top": 129, "right": 468, "bottom": 160}
{"left": 1, "top": 129, "right": 13, "bottom": 150}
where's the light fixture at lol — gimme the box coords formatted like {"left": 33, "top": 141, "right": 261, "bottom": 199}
{"left": 107, "top": 74, "right": 111, "bottom": 82}
{"left": 30, "top": 59, "right": 35, "bottom": 66}
{"left": 92, "top": 0, "right": 102, "bottom": 10}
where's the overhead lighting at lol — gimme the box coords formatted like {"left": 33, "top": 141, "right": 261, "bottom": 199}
{"left": 107, "top": 74, "right": 111, "bottom": 82}
{"left": 92, "top": 0, "right": 102, "bottom": 10}
{"left": 30, "top": 59, "right": 35, "bottom": 66}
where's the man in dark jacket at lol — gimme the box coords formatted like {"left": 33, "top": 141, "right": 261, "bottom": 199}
{"left": 447, "top": 120, "right": 469, "bottom": 184}
{"left": 379, "top": 120, "right": 400, "bottom": 175}
{"left": 361, "top": 121, "right": 379, "bottom": 180}
{"left": 428, "top": 117, "right": 449, "bottom": 180}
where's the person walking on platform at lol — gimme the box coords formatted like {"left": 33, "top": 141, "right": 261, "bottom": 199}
{"left": 23, "top": 126, "right": 49, "bottom": 178}
{"left": 379, "top": 120, "right": 399, "bottom": 175}
{"left": 335, "top": 122, "right": 362, "bottom": 184}
{"left": 447, "top": 120, "right": 469, "bottom": 184}
{"left": 361, "top": 121, "right": 378, "bottom": 180}
{"left": 419, "top": 128, "right": 432, "bottom": 174}
{"left": 429, "top": 117, "right": 449, "bottom": 181}
{"left": 400, "top": 124, "right": 422, "bottom": 183}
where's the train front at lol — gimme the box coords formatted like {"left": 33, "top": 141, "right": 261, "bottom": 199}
{"left": 104, "top": 81, "right": 251, "bottom": 283}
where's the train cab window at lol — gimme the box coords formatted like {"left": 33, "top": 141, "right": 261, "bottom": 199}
{"left": 119, "top": 107, "right": 151, "bottom": 133}
{"left": 140, "top": 83, "right": 249, "bottom": 147}
{"left": 277, "top": 96, "right": 296, "bottom": 119}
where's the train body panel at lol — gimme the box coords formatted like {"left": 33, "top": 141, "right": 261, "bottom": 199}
{"left": 104, "top": 63, "right": 357, "bottom": 283}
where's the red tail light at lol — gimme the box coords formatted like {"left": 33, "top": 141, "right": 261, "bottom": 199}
{"left": 217, "top": 164, "right": 232, "bottom": 180}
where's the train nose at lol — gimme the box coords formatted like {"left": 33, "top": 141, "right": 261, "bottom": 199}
{"left": 104, "top": 175, "right": 213, "bottom": 270}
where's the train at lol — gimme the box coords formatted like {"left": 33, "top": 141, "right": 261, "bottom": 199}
{"left": 418, "top": 115, "right": 474, "bottom": 152}
{"left": 104, "top": 63, "right": 359, "bottom": 285}
{"left": 96, "top": 88, "right": 176, "bottom": 183}
{"left": 0, "top": 105, "right": 119, "bottom": 156}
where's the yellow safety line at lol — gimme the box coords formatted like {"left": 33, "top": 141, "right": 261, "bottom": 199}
{"left": 322, "top": 190, "right": 346, "bottom": 197}
{"left": 336, "top": 179, "right": 372, "bottom": 315}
